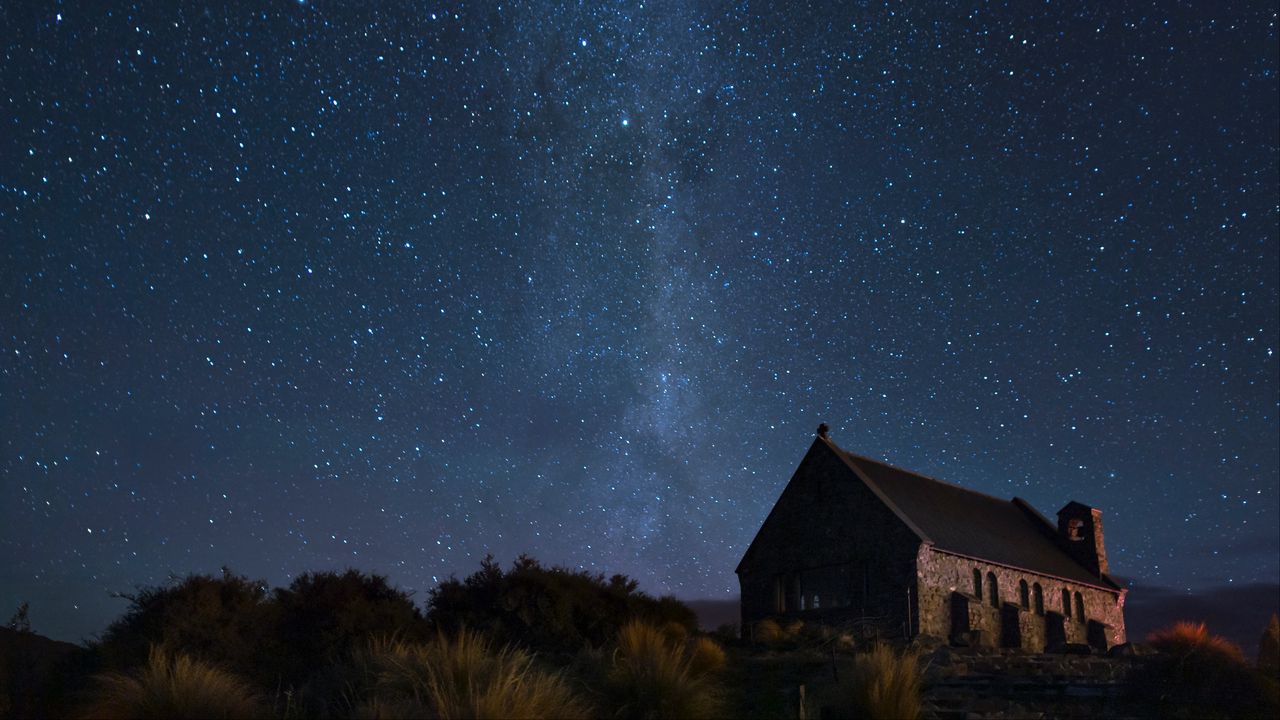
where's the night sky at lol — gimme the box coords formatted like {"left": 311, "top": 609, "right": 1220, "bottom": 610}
{"left": 2, "top": 2, "right": 1277, "bottom": 644}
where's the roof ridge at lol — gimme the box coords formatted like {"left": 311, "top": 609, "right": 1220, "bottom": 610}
{"left": 817, "top": 436, "right": 933, "bottom": 544}
{"left": 832, "top": 443, "right": 1018, "bottom": 508}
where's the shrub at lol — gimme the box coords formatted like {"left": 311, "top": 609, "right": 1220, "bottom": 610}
{"left": 602, "top": 621, "right": 721, "bottom": 720}
{"left": 1260, "top": 614, "right": 1279, "bottom": 677}
{"left": 95, "top": 569, "right": 273, "bottom": 679}
{"left": 1133, "top": 621, "right": 1277, "bottom": 717}
{"left": 78, "top": 646, "right": 265, "bottom": 719}
{"left": 711, "top": 623, "right": 738, "bottom": 644}
{"left": 272, "top": 569, "right": 428, "bottom": 715}
{"left": 353, "top": 631, "right": 590, "bottom": 719}
{"left": 427, "top": 555, "right": 696, "bottom": 655}
{"left": 830, "top": 644, "right": 922, "bottom": 720}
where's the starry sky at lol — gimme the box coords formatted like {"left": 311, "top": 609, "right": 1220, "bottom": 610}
{"left": 2, "top": 1, "right": 1277, "bottom": 643}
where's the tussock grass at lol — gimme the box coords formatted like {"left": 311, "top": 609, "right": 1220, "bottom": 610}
{"left": 1148, "top": 621, "right": 1246, "bottom": 664}
{"left": 354, "top": 631, "right": 590, "bottom": 719}
{"left": 830, "top": 644, "right": 922, "bottom": 720}
{"left": 752, "top": 619, "right": 784, "bottom": 646}
{"left": 688, "top": 636, "right": 727, "bottom": 676}
{"left": 1135, "top": 620, "right": 1278, "bottom": 717}
{"left": 604, "top": 621, "right": 722, "bottom": 720}
{"left": 660, "top": 620, "right": 690, "bottom": 645}
{"left": 78, "top": 646, "right": 266, "bottom": 719}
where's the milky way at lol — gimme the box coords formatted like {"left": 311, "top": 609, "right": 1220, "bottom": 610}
{"left": 2, "top": 2, "right": 1276, "bottom": 642}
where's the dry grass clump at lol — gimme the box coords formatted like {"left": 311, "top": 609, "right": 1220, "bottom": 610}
{"left": 660, "top": 620, "right": 690, "bottom": 645}
{"left": 1148, "top": 621, "right": 1246, "bottom": 664}
{"left": 1134, "top": 621, "right": 1279, "bottom": 717}
{"left": 830, "top": 644, "right": 922, "bottom": 720}
{"left": 354, "top": 631, "right": 590, "bottom": 719}
{"left": 604, "top": 621, "right": 723, "bottom": 720}
{"left": 78, "top": 646, "right": 266, "bottom": 719}
{"left": 687, "top": 636, "right": 727, "bottom": 676}
{"left": 749, "top": 617, "right": 812, "bottom": 648}
{"left": 753, "top": 619, "right": 785, "bottom": 645}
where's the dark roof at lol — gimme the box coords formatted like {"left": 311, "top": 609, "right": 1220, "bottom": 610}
{"left": 822, "top": 438, "right": 1120, "bottom": 591}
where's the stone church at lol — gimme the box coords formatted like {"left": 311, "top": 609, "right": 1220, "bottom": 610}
{"left": 736, "top": 426, "right": 1127, "bottom": 651}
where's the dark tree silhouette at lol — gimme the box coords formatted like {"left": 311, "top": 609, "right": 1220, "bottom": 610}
{"left": 427, "top": 554, "right": 696, "bottom": 655}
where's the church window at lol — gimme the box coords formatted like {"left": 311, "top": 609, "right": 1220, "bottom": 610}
{"left": 1063, "top": 588, "right": 1072, "bottom": 618}
{"left": 973, "top": 569, "right": 983, "bottom": 598}
{"left": 986, "top": 572, "right": 999, "bottom": 607}
{"left": 1075, "top": 592, "right": 1085, "bottom": 621}
{"left": 1033, "top": 583, "right": 1044, "bottom": 615}
{"left": 1019, "top": 580, "right": 1030, "bottom": 609}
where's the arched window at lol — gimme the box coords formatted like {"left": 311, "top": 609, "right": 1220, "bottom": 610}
{"left": 1019, "top": 580, "right": 1030, "bottom": 609}
{"left": 1033, "top": 583, "right": 1044, "bottom": 615}
{"left": 973, "top": 568, "right": 983, "bottom": 598}
{"left": 1062, "top": 588, "right": 1073, "bottom": 618}
{"left": 1075, "top": 592, "right": 1085, "bottom": 621}
{"left": 986, "top": 572, "right": 999, "bottom": 607}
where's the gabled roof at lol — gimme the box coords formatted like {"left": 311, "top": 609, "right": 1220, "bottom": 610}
{"left": 735, "top": 434, "right": 1120, "bottom": 591}
{"left": 820, "top": 437, "right": 1121, "bottom": 591}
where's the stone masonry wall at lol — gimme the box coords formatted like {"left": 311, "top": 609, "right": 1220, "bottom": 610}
{"left": 916, "top": 545, "right": 1126, "bottom": 650}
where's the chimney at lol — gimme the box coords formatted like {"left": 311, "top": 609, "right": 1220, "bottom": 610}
{"left": 816, "top": 423, "right": 830, "bottom": 439}
{"left": 1056, "top": 501, "right": 1109, "bottom": 578}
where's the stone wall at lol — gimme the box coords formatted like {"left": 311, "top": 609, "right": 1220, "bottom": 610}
{"left": 920, "top": 644, "right": 1144, "bottom": 719}
{"left": 915, "top": 545, "right": 1126, "bottom": 650}
{"left": 738, "top": 438, "right": 921, "bottom": 633}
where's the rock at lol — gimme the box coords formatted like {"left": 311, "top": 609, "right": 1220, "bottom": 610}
{"left": 914, "top": 634, "right": 947, "bottom": 652}
{"left": 1106, "top": 642, "right": 1135, "bottom": 657}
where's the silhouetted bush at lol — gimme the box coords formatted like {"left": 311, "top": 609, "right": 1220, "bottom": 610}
{"left": 78, "top": 645, "right": 265, "bottom": 719}
{"left": 711, "top": 623, "right": 739, "bottom": 645}
{"left": 6, "top": 602, "right": 32, "bottom": 634}
{"left": 1130, "top": 621, "right": 1279, "bottom": 718}
{"left": 1260, "top": 614, "right": 1279, "bottom": 677}
{"left": 426, "top": 555, "right": 696, "bottom": 655}
{"left": 1, "top": 626, "right": 96, "bottom": 719}
{"left": 95, "top": 569, "right": 273, "bottom": 680}
{"left": 95, "top": 567, "right": 427, "bottom": 715}
{"left": 272, "top": 569, "right": 427, "bottom": 713}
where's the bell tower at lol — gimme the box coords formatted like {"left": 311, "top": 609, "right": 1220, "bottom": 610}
{"left": 1056, "top": 501, "right": 1109, "bottom": 578}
